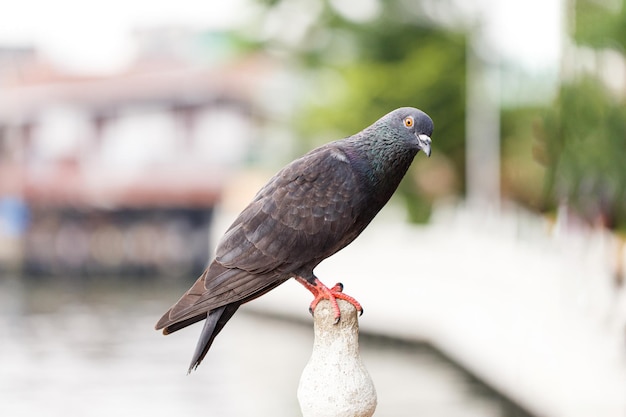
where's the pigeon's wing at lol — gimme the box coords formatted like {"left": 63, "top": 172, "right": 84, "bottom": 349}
{"left": 215, "top": 145, "right": 362, "bottom": 274}
{"left": 156, "top": 144, "right": 363, "bottom": 331}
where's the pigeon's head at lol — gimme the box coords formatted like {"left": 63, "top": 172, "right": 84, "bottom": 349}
{"left": 384, "top": 107, "right": 434, "bottom": 157}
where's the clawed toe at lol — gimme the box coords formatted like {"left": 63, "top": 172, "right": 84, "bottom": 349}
{"left": 296, "top": 277, "right": 363, "bottom": 323}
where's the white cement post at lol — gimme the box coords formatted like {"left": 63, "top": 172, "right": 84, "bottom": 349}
{"left": 297, "top": 299, "right": 377, "bottom": 417}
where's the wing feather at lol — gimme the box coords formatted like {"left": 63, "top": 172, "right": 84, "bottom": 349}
{"left": 216, "top": 145, "right": 361, "bottom": 270}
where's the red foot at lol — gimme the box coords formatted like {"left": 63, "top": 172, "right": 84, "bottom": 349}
{"left": 295, "top": 277, "right": 363, "bottom": 323}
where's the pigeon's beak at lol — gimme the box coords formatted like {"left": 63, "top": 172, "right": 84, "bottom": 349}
{"left": 416, "top": 134, "right": 432, "bottom": 157}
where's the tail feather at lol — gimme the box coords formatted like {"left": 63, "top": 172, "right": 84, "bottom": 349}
{"left": 155, "top": 264, "right": 290, "bottom": 371}
{"left": 161, "top": 313, "right": 207, "bottom": 335}
{"left": 188, "top": 303, "right": 241, "bottom": 373}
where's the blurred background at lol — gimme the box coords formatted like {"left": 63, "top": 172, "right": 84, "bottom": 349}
{"left": 1, "top": 0, "right": 625, "bottom": 416}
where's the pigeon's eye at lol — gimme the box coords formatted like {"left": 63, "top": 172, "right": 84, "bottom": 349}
{"left": 403, "top": 116, "right": 414, "bottom": 128}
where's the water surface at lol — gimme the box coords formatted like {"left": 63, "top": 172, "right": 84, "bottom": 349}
{"left": 0, "top": 278, "right": 532, "bottom": 417}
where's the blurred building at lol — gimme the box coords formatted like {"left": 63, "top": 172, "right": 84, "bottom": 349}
{"left": 0, "top": 30, "right": 279, "bottom": 278}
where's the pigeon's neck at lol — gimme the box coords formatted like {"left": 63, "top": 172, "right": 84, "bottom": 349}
{"left": 344, "top": 127, "right": 417, "bottom": 201}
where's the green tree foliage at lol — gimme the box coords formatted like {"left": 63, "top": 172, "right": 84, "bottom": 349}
{"left": 253, "top": 0, "right": 467, "bottom": 222}
{"left": 536, "top": 77, "right": 626, "bottom": 229}
{"left": 533, "top": 0, "right": 626, "bottom": 230}
{"left": 499, "top": 106, "right": 547, "bottom": 211}
{"left": 299, "top": 29, "right": 466, "bottom": 223}
{"left": 573, "top": 0, "right": 626, "bottom": 49}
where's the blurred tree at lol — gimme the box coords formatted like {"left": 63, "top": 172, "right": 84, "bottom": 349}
{"left": 533, "top": 0, "right": 626, "bottom": 230}
{"left": 499, "top": 106, "right": 546, "bottom": 211}
{"left": 536, "top": 77, "right": 626, "bottom": 229}
{"left": 573, "top": 0, "right": 626, "bottom": 49}
{"left": 249, "top": 0, "right": 467, "bottom": 222}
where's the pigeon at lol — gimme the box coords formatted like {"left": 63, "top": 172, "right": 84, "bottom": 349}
{"left": 156, "top": 107, "right": 434, "bottom": 372}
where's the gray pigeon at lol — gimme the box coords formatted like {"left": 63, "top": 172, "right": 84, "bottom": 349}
{"left": 156, "top": 107, "right": 434, "bottom": 372}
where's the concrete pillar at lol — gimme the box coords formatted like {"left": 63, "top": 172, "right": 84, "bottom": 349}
{"left": 297, "top": 299, "right": 377, "bottom": 417}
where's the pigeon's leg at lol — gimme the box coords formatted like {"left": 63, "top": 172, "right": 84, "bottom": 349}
{"left": 295, "top": 277, "right": 363, "bottom": 323}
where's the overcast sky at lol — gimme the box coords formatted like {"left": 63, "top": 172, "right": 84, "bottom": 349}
{"left": 0, "top": 0, "right": 562, "bottom": 74}
{"left": 0, "top": 0, "right": 251, "bottom": 72}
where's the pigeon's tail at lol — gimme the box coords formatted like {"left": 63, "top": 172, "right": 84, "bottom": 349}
{"left": 188, "top": 303, "right": 241, "bottom": 373}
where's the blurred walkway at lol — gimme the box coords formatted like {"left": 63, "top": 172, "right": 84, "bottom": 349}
{"left": 244, "top": 202, "right": 626, "bottom": 417}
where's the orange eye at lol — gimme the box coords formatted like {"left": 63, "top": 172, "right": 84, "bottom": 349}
{"left": 403, "top": 116, "right": 414, "bottom": 128}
